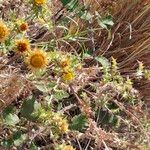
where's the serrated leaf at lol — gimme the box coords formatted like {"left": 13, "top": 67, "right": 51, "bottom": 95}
{"left": 30, "top": 142, "right": 38, "bottom": 150}
{"left": 34, "top": 82, "right": 48, "bottom": 93}
{"left": 48, "top": 82, "right": 57, "bottom": 88}
{"left": 3, "top": 106, "right": 20, "bottom": 126}
{"left": 13, "top": 131, "right": 27, "bottom": 147}
{"left": 3, "top": 106, "right": 13, "bottom": 118}
{"left": 61, "top": 0, "right": 79, "bottom": 11}
{"left": 97, "top": 110, "right": 119, "bottom": 127}
{"left": 95, "top": 56, "right": 111, "bottom": 69}
{"left": 96, "top": 12, "right": 114, "bottom": 30}
{"left": 1, "top": 138, "right": 13, "bottom": 149}
{"left": 20, "top": 98, "right": 41, "bottom": 121}
{"left": 108, "top": 115, "right": 119, "bottom": 126}
{"left": 54, "top": 90, "right": 69, "bottom": 100}
{"left": 4, "top": 114, "right": 20, "bottom": 126}
{"left": 70, "top": 114, "right": 87, "bottom": 131}
{"left": 61, "top": 0, "right": 71, "bottom": 6}
{"left": 81, "top": 11, "right": 93, "bottom": 21}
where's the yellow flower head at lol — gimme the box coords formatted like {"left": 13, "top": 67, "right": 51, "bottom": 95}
{"left": 57, "top": 144, "right": 75, "bottom": 150}
{"left": 58, "top": 119, "right": 69, "bottom": 134}
{"left": 62, "top": 70, "right": 75, "bottom": 81}
{"left": 62, "top": 145, "right": 75, "bottom": 150}
{"left": 0, "top": 21, "right": 10, "bottom": 42}
{"left": 19, "top": 22, "right": 28, "bottom": 32}
{"left": 15, "top": 39, "right": 30, "bottom": 53}
{"left": 26, "top": 49, "right": 48, "bottom": 70}
{"left": 34, "top": 0, "right": 47, "bottom": 5}
{"left": 52, "top": 115, "right": 69, "bottom": 134}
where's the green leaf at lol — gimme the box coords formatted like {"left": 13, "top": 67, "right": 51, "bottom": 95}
{"left": 61, "top": 0, "right": 71, "bottom": 6}
{"left": 96, "top": 12, "right": 114, "bottom": 30}
{"left": 34, "top": 82, "right": 48, "bottom": 93}
{"left": 4, "top": 114, "right": 20, "bottom": 126}
{"left": 70, "top": 114, "right": 87, "bottom": 131}
{"left": 1, "top": 138, "right": 13, "bottom": 149}
{"left": 13, "top": 131, "right": 27, "bottom": 147}
{"left": 3, "top": 106, "right": 13, "bottom": 118}
{"left": 20, "top": 98, "right": 41, "bottom": 121}
{"left": 29, "top": 142, "right": 38, "bottom": 150}
{"left": 81, "top": 11, "right": 93, "bottom": 21}
{"left": 102, "top": 15, "right": 114, "bottom": 26}
{"left": 48, "top": 82, "right": 57, "bottom": 88}
{"left": 61, "top": 0, "right": 79, "bottom": 11}
{"left": 95, "top": 56, "right": 111, "bottom": 69}
{"left": 96, "top": 110, "right": 119, "bottom": 127}
{"left": 54, "top": 90, "right": 69, "bottom": 100}
{"left": 3, "top": 106, "right": 20, "bottom": 126}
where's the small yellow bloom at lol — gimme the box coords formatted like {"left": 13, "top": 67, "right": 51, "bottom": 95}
{"left": 26, "top": 49, "right": 48, "bottom": 70}
{"left": 59, "top": 144, "right": 75, "bottom": 150}
{"left": 15, "top": 39, "right": 30, "bottom": 53}
{"left": 58, "top": 119, "right": 69, "bottom": 134}
{"left": 0, "top": 21, "right": 10, "bottom": 42}
{"left": 34, "top": 0, "right": 47, "bottom": 5}
{"left": 19, "top": 22, "right": 28, "bottom": 32}
{"left": 62, "top": 145, "right": 75, "bottom": 150}
{"left": 62, "top": 70, "right": 75, "bottom": 81}
{"left": 52, "top": 115, "right": 69, "bottom": 134}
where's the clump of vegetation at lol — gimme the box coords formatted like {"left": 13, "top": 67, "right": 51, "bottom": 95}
{"left": 0, "top": 0, "right": 150, "bottom": 150}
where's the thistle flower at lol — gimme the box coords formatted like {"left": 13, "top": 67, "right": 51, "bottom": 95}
{"left": 26, "top": 49, "right": 48, "bottom": 70}
{"left": 15, "top": 39, "right": 30, "bottom": 53}
{"left": 19, "top": 22, "right": 28, "bottom": 32}
{"left": 59, "top": 58, "right": 70, "bottom": 68}
{"left": 62, "top": 70, "right": 75, "bottom": 81}
{"left": 34, "top": 0, "right": 47, "bottom": 5}
{"left": 0, "top": 21, "right": 10, "bottom": 42}
{"left": 63, "top": 145, "right": 75, "bottom": 150}
{"left": 52, "top": 115, "right": 69, "bottom": 134}
{"left": 56, "top": 144, "right": 75, "bottom": 150}
{"left": 58, "top": 119, "right": 69, "bottom": 134}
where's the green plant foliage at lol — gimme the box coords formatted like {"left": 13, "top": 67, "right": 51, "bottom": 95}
{"left": 97, "top": 110, "right": 119, "bottom": 127}
{"left": 70, "top": 114, "right": 87, "bottom": 131}
{"left": 95, "top": 56, "right": 111, "bottom": 69}
{"left": 1, "top": 138, "right": 13, "bottom": 149}
{"left": 61, "top": 0, "right": 72, "bottom": 6}
{"left": 3, "top": 106, "right": 20, "bottom": 126}
{"left": 20, "top": 98, "right": 41, "bottom": 121}
{"left": 1, "top": 131, "right": 27, "bottom": 149}
{"left": 0, "top": 0, "right": 149, "bottom": 149}
{"left": 54, "top": 90, "right": 69, "bottom": 100}
{"left": 96, "top": 12, "right": 114, "bottom": 30}
{"left": 29, "top": 142, "right": 38, "bottom": 150}
{"left": 13, "top": 131, "right": 27, "bottom": 147}
{"left": 61, "top": 0, "right": 79, "bottom": 11}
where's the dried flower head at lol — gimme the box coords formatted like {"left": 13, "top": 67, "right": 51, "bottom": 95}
{"left": 56, "top": 144, "right": 75, "bottom": 150}
{"left": 15, "top": 39, "right": 30, "bottom": 53}
{"left": 0, "top": 21, "right": 10, "bottom": 42}
{"left": 59, "top": 58, "right": 70, "bottom": 68}
{"left": 19, "top": 22, "right": 28, "bottom": 32}
{"left": 34, "top": 0, "right": 47, "bottom": 5}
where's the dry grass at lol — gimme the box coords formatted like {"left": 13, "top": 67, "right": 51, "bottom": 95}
{"left": 0, "top": 0, "right": 150, "bottom": 149}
